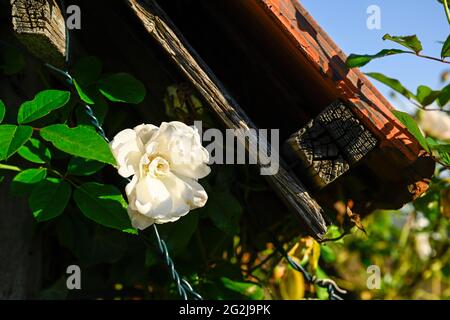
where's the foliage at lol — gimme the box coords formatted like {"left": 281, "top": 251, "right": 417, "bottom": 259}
{"left": 0, "top": 0, "right": 449, "bottom": 301}
{"left": 334, "top": 0, "right": 450, "bottom": 299}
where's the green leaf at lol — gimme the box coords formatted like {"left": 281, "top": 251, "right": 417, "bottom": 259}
{"left": 17, "top": 90, "right": 70, "bottom": 124}
{"left": 220, "top": 277, "right": 264, "bottom": 300}
{"left": 430, "top": 142, "right": 450, "bottom": 153}
{"left": 18, "top": 138, "right": 51, "bottom": 164}
{"left": 73, "top": 79, "right": 95, "bottom": 104}
{"left": 40, "top": 124, "right": 115, "bottom": 165}
{"left": 441, "top": 35, "right": 450, "bottom": 59}
{"left": 438, "top": 84, "right": 450, "bottom": 107}
{"left": 416, "top": 86, "right": 441, "bottom": 106}
{"left": 320, "top": 245, "right": 336, "bottom": 263}
{"left": 366, "top": 72, "right": 415, "bottom": 100}
{"left": 203, "top": 191, "right": 242, "bottom": 236}
{"left": 392, "top": 110, "right": 430, "bottom": 152}
{"left": 315, "top": 267, "right": 330, "bottom": 300}
{"left": 382, "top": 34, "right": 423, "bottom": 54}
{"left": 73, "top": 182, "right": 135, "bottom": 233}
{"left": 67, "top": 157, "right": 104, "bottom": 176}
{"left": 98, "top": 73, "right": 146, "bottom": 104}
{"left": 11, "top": 168, "right": 47, "bottom": 196}
{"left": 438, "top": 149, "right": 450, "bottom": 167}
{"left": 157, "top": 213, "right": 199, "bottom": 256}
{"left": 0, "top": 125, "right": 33, "bottom": 160}
{"left": 0, "top": 45, "right": 25, "bottom": 75}
{"left": 346, "top": 49, "right": 408, "bottom": 68}
{"left": 0, "top": 99, "right": 5, "bottom": 123}
{"left": 324, "top": 225, "right": 345, "bottom": 244}
{"left": 72, "top": 56, "right": 102, "bottom": 86}
{"left": 29, "top": 178, "right": 72, "bottom": 222}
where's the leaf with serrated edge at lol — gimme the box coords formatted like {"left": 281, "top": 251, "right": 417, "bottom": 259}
{"left": 0, "top": 125, "right": 33, "bottom": 160}
{"left": 17, "top": 90, "right": 70, "bottom": 124}
{"left": 40, "top": 124, "right": 115, "bottom": 165}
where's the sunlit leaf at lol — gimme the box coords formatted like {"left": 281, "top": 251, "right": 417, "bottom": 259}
{"left": 346, "top": 49, "right": 408, "bottom": 68}
{"left": 382, "top": 34, "right": 423, "bottom": 54}
{"left": 366, "top": 72, "right": 415, "bottom": 100}
{"left": 441, "top": 35, "right": 450, "bottom": 58}
{"left": 0, "top": 125, "right": 33, "bottom": 160}
{"left": 392, "top": 110, "right": 430, "bottom": 152}
{"left": 18, "top": 138, "right": 52, "bottom": 164}
{"left": 40, "top": 124, "right": 115, "bottom": 165}
{"left": 17, "top": 90, "right": 70, "bottom": 124}
{"left": 416, "top": 85, "right": 441, "bottom": 106}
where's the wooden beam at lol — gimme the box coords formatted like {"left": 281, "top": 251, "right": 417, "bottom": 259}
{"left": 252, "top": 0, "right": 434, "bottom": 200}
{"left": 284, "top": 101, "right": 378, "bottom": 190}
{"left": 126, "top": 0, "right": 328, "bottom": 239}
{"left": 10, "top": 0, "right": 66, "bottom": 67}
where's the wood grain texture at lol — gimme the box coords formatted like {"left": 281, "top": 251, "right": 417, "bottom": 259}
{"left": 237, "top": 0, "right": 435, "bottom": 201}
{"left": 11, "top": 0, "right": 66, "bottom": 67}
{"left": 284, "top": 101, "right": 377, "bottom": 190}
{"left": 126, "top": 0, "right": 328, "bottom": 239}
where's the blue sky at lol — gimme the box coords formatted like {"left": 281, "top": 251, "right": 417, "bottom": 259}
{"left": 300, "top": 0, "right": 450, "bottom": 112}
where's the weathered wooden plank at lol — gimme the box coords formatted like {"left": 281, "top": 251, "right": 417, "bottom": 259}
{"left": 11, "top": 0, "right": 66, "bottom": 67}
{"left": 241, "top": 0, "right": 434, "bottom": 201}
{"left": 284, "top": 101, "right": 378, "bottom": 190}
{"left": 126, "top": 0, "right": 328, "bottom": 239}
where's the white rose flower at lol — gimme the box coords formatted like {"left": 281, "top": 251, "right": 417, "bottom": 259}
{"left": 418, "top": 110, "right": 450, "bottom": 141}
{"left": 110, "top": 121, "right": 210, "bottom": 230}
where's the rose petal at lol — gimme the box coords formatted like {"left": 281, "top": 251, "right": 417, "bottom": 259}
{"left": 110, "top": 129, "right": 142, "bottom": 178}
{"left": 134, "top": 124, "right": 159, "bottom": 145}
{"left": 128, "top": 207, "right": 155, "bottom": 230}
{"left": 135, "top": 176, "right": 172, "bottom": 218}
